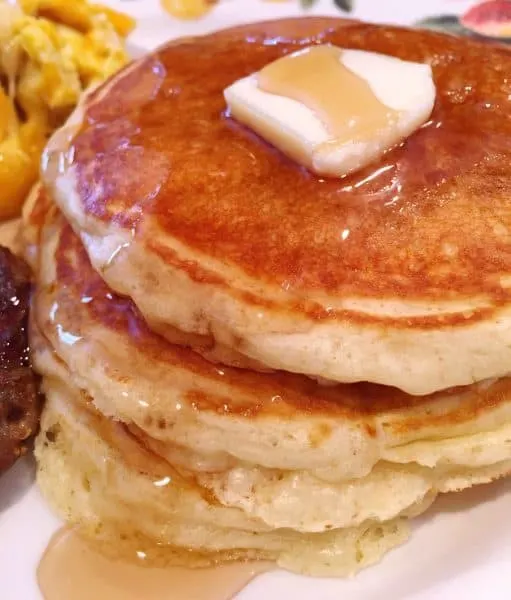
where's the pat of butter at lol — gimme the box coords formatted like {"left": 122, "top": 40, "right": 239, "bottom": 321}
{"left": 224, "top": 45, "right": 436, "bottom": 178}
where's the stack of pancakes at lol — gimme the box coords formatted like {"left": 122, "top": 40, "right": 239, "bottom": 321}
{"left": 27, "top": 17, "right": 511, "bottom": 576}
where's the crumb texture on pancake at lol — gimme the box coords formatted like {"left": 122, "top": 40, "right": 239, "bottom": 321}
{"left": 44, "top": 18, "right": 511, "bottom": 394}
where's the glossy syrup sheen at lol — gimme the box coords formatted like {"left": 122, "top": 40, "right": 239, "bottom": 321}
{"left": 63, "top": 18, "right": 511, "bottom": 302}
{"left": 38, "top": 527, "right": 270, "bottom": 600}
{"left": 258, "top": 44, "right": 398, "bottom": 143}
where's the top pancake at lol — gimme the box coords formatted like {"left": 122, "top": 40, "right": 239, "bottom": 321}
{"left": 44, "top": 17, "right": 511, "bottom": 395}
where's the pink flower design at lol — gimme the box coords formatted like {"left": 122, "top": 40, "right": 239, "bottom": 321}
{"left": 462, "top": 0, "right": 511, "bottom": 38}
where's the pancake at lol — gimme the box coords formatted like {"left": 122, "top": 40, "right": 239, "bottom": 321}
{"left": 28, "top": 194, "right": 511, "bottom": 574}
{"left": 35, "top": 379, "right": 410, "bottom": 576}
{"left": 42, "top": 18, "right": 511, "bottom": 395}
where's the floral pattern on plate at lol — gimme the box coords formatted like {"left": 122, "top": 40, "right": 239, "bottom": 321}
{"left": 416, "top": 0, "right": 511, "bottom": 42}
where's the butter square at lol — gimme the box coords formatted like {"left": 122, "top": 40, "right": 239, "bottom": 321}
{"left": 224, "top": 46, "right": 435, "bottom": 178}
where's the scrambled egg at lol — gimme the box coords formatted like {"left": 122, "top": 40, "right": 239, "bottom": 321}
{"left": 0, "top": 0, "right": 135, "bottom": 220}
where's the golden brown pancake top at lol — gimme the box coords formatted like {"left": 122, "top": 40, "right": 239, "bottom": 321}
{"left": 70, "top": 18, "right": 511, "bottom": 302}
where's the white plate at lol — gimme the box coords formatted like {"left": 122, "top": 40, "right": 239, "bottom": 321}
{"left": 2, "top": 1, "right": 511, "bottom": 598}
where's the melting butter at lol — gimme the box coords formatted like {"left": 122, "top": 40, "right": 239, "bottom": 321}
{"left": 224, "top": 44, "right": 435, "bottom": 178}
{"left": 258, "top": 45, "right": 398, "bottom": 144}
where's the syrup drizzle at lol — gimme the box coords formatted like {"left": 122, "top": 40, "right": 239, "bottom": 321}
{"left": 38, "top": 528, "right": 271, "bottom": 600}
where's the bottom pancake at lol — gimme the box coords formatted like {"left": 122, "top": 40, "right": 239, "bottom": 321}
{"left": 36, "top": 376, "right": 410, "bottom": 577}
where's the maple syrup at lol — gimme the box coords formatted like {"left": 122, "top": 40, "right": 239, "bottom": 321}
{"left": 38, "top": 527, "right": 272, "bottom": 600}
